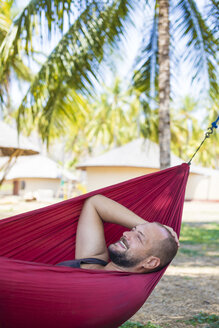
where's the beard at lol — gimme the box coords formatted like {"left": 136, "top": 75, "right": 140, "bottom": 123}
{"left": 108, "top": 243, "right": 142, "bottom": 268}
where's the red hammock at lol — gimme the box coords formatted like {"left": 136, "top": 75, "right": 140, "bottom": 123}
{"left": 0, "top": 163, "right": 189, "bottom": 328}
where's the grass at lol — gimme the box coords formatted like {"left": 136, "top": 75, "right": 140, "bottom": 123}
{"left": 178, "top": 222, "right": 219, "bottom": 258}
{"left": 120, "top": 321, "right": 163, "bottom": 328}
{"left": 184, "top": 312, "right": 219, "bottom": 327}
{"left": 179, "top": 248, "right": 204, "bottom": 257}
{"left": 180, "top": 223, "right": 219, "bottom": 245}
{"left": 120, "top": 313, "right": 219, "bottom": 328}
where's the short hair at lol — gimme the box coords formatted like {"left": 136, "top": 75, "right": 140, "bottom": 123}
{"left": 148, "top": 223, "right": 178, "bottom": 272}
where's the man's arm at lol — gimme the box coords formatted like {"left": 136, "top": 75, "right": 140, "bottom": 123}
{"left": 75, "top": 195, "right": 146, "bottom": 261}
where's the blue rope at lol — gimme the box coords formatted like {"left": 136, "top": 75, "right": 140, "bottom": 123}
{"left": 211, "top": 115, "right": 219, "bottom": 129}
{"left": 188, "top": 114, "right": 219, "bottom": 165}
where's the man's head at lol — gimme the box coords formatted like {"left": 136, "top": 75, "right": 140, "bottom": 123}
{"left": 108, "top": 222, "right": 178, "bottom": 273}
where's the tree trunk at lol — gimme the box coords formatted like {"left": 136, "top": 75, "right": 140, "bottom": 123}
{"left": 158, "top": 0, "right": 171, "bottom": 169}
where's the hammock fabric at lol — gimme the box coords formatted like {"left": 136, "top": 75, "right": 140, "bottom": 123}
{"left": 0, "top": 163, "right": 189, "bottom": 328}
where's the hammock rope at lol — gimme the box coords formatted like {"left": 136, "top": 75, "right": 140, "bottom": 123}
{"left": 187, "top": 115, "right": 219, "bottom": 165}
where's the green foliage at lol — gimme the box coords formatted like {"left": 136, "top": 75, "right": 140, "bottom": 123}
{"left": 206, "top": 0, "right": 218, "bottom": 35}
{"left": 1, "top": 0, "right": 74, "bottom": 64}
{"left": 14, "top": 0, "right": 133, "bottom": 142}
{"left": 140, "top": 103, "right": 158, "bottom": 144}
{"left": 120, "top": 320, "right": 163, "bottom": 328}
{"left": 63, "top": 79, "right": 144, "bottom": 165}
{"left": 179, "top": 248, "right": 203, "bottom": 257}
{"left": 83, "top": 78, "right": 142, "bottom": 149}
{"left": 180, "top": 223, "right": 219, "bottom": 245}
{"left": 170, "top": 95, "right": 219, "bottom": 168}
{"left": 133, "top": 8, "right": 158, "bottom": 99}
{"left": 175, "top": 0, "right": 218, "bottom": 98}
{"left": 133, "top": 0, "right": 218, "bottom": 100}
{"left": 0, "top": 0, "right": 33, "bottom": 109}
{"left": 185, "top": 312, "right": 219, "bottom": 327}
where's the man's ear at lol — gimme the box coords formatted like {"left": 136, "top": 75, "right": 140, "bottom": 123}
{"left": 142, "top": 256, "right": 160, "bottom": 270}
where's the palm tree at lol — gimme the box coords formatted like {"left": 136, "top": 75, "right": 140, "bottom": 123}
{"left": 63, "top": 78, "right": 144, "bottom": 166}
{"left": 0, "top": 0, "right": 218, "bottom": 168}
{"left": 170, "top": 96, "right": 200, "bottom": 161}
{"left": 169, "top": 95, "right": 219, "bottom": 168}
{"left": 133, "top": 0, "right": 218, "bottom": 168}
{"left": 85, "top": 77, "right": 141, "bottom": 149}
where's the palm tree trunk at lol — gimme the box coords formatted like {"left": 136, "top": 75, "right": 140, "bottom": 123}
{"left": 158, "top": 0, "right": 171, "bottom": 169}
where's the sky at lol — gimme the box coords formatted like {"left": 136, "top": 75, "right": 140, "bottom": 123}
{"left": 11, "top": 0, "right": 211, "bottom": 112}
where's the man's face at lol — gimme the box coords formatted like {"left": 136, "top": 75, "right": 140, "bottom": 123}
{"left": 108, "top": 222, "right": 168, "bottom": 268}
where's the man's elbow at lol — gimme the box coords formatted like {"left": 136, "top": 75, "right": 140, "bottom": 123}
{"left": 85, "top": 194, "right": 103, "bottom": 206}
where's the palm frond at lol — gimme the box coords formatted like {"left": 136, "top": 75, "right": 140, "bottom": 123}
{"left": 0, "top": 1, "right": 92, "bottom": 78}
{"left": 174, "top": 0, "right": 218, "bottom": 99}
{"left": 11, "top": 57, "right": 33, "bottom": 81}
{"left": 205, "top": 0, "right": 219, "bottom": 35}
{"left": 0, "top": 13, "right": 10, "bottom": 35}
{"left": 17, "top": 0, "right": 134, "bottom": 142}
{"left": 133, "top": 3, "right": 158, "bottom": 101}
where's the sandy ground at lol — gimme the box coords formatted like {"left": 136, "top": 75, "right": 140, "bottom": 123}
{"left": 0, "top": 197, "right": 219, "bottom": 328}
{"left": 0, "top": 196, "right": 59, "bottom": 220}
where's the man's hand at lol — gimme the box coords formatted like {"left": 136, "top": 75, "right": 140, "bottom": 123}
{"left": 164, "top": 225, "right": 180, "bottom": 247}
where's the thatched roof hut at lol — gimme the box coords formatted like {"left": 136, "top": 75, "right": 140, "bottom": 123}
{"left": 0, "top": 121, "right": 39, "bottom": 156}
{"left": 0, "top": 121, "right": 39, "bottom": 186}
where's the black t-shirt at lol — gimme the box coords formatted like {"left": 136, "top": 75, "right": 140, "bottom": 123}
{"left": 56, "top": 258, "right": 108, "bottom": 268}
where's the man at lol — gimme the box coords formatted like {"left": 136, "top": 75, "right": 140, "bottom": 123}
{"left": 57, "top": 194, "right": 179, "bottom": 272}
